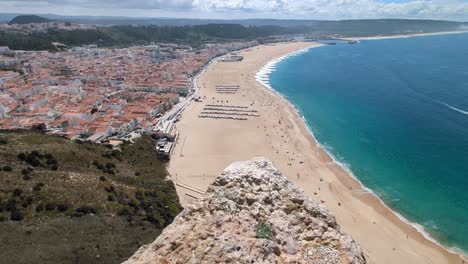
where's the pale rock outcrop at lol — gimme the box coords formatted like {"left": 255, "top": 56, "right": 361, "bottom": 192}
{"left": 124, "top": 158, "right": 366, "bottom": 264}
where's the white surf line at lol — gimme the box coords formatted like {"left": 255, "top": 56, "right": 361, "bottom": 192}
{"left": 255, "top": 45, "right": 318, "bottom": 90}
{"left": 417, "top": 90, "right": 468, "bottom": 116}
{"left": 352, "top": 189, "right": 370, "bottom": 195}
{"left": 443, "top": 102, "right": 468, "bottom": 115}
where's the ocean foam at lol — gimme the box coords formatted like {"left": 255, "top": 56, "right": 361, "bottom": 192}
{"left": 254, "top": 44, "right": 467, "bottom": 257}
{"left": 255, "top": 47, "right": 314, "bottom": 90}
{"left": 443, "top": 102, "right": 468, "bottom": 115}
{"left": 415, "top": 89, "right": 468, "bottom": 117}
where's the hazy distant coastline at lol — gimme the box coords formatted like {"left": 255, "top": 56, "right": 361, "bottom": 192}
{"left": 1, "top": 14, "right": 467, "bottom": 51}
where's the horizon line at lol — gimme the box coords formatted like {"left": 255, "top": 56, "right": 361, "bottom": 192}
{"left": 1, "top": 12, "right": 467, "bottom": 23}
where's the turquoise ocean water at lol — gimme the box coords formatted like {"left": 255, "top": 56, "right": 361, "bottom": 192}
{"left": 267, "top": 33, "right": 468, "bottom": 253}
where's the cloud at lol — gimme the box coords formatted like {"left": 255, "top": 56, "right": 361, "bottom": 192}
{"left": 2, "top": 0, "right": 194, "bottom": 9}
{"left": 0, "top": 0, "right": 467, "bottom": 20}
{"left": 192, "top": 0, "right": 468, "bottom": 20}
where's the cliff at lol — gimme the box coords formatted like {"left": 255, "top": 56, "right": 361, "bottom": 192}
{"left": 124, "top": 158, "right": 366, "bottom": 264}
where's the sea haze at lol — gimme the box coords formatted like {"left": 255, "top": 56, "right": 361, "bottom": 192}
{"left": 269, "top": 33, "right": 468, "bottom": 253}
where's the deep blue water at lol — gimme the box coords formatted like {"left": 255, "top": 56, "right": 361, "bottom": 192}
{"left": 269, "top": 33, "right": 468, "bottom": 253}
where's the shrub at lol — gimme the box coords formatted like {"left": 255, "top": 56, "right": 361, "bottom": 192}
{"left": 46, "top": 158, "right": 57, "bottom": 165}
{"left": 0, "top": 138, "right": 7, "bottom": 144}
{"left": 75, "top": 206, "right": 97, "bottom": 215}
{"left": 107, "top": 186, "right": 115, "bottom": 193}
{"left": 105, "top": 163, "right": 115, "bottom": 169}
{"left": 0, "top": 216, "right": 7, "bottom": 222}
{"left": 45, "top": 203, "right": 56, "bottom": 211}
{"left": 21, "top": 169, "right": 30, "bottom": 175}
{"left": 23, "top": 175, "right": 31, "bottom": 181}
{"left": 57, "top": 204, "right": 69, "bottom": 212}
{"left": 134, "top": 172, "right": 141, "bottom": 176}
{"left": 26, "top": 154, "right": 41, "bottom": 167}
{"left": 146, "top": 214, "right": 159, "bottom": 225}
{"left": 10, "top": 210, "right": 24, "bottom": 221}
{"left": 5, "top": 199, "right": 17, "bottom": 212}
{"left": 33, "top": 183, "right": 44, "bottom": 192}
{"left": 51, "top": 165, "right": 58, "bottom": 171}
{"left": 101, "top": 153, "right": 112, "bottom": 159}
{"left": 3, "top": 166, "right": 12, "bottom": 172}
{"left": 255, "top": 222, "right": 273, "bottom": 240}
{"left": 17, "top": 152, "right": 27, "bottom": 161}
{"left": 145, "top": 191, "right": 156, "bottom": 197}
{"left": 35, "top": 203, "right": 45, "bottom": 212}
{"left": 44, "top": 153, "right": 53, "bottom": 160}
{"left": 107, "top": 195, "right": 115, "bottom": 202}
{"left": 117, "top": 207, "right": 131, "bottom": 216}
{"left": 135, "top": 191, "right": 144, "bottom": 201}
{"left": 12, "top": 188, "right": 23, "bottom": 197}
{"left": 128, "top": 200, "right": 137, "bottom": 207}
{"left": 25, "top": 196, "right": 33, "bottom": 206}
{"left": 99, "top": 176, "right": 106, "bottom": 182}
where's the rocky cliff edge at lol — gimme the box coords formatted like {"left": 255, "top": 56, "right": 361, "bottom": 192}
{"left": 124, "top": 158, "right": 366, "bottom": 264}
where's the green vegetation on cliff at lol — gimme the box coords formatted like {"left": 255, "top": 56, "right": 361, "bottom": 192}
{"left": 0, "top": 19, "right": 466, "bottom": 51}
{"left": 0, "top": 130, "right": 182, "bottom": 264}
{"left": 0, "top": 24, "right": 288, "bottom": 50}
{"left": 8, "top": 15, "right": 52, "bottom": 25}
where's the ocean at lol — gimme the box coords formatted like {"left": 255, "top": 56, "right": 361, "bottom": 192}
{"left": 263, "top": 33, "right": 468, "bottom": 253}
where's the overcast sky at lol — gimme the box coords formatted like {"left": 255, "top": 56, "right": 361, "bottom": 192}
{"left": 1, "top": 0, "right": 468, "bottom": 21}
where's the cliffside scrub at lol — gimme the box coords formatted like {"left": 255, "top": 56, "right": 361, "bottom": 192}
{"left": 0, "top": 130, "right": 182, "bottom": 263}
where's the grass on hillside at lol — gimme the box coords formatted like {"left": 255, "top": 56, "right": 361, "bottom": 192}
{"left": 0, "top": 130, "right": 182, "bottom": 264}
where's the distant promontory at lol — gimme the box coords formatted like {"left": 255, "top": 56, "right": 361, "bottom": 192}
{"left": 8, "top": 15, "right": 52, "bottom": 25}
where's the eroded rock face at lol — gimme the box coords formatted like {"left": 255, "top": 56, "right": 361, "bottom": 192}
{"left": 124, "top": 158, "right": 366, "bottom": 264}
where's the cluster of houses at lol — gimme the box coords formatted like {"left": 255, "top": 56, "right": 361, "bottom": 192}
{"left": 0, "top": 41, "right": 257, "bottom": 146}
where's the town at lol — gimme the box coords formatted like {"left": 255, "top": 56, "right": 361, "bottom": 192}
{"left": 0, "top": 41, "right": 255, "bottom": 151}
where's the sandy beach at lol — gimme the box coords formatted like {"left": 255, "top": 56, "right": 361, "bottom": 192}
{"left": 167, "top": 41, "right": 467, "bottom": 263}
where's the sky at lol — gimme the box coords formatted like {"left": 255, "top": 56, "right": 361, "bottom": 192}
{"left": 1, "top": 0, "right": 468, "bottom": 21}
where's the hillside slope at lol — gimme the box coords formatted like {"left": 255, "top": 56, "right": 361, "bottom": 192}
{"left": 125, "top": 158, "right": 365, "bottom": 263}
{"left": 0, "top": 130, "right": 182, "bottom": 264}
{"left": 9, "top": 15, "right": 52, "bottom": 25}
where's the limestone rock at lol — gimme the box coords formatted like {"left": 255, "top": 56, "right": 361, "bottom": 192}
{"left": 124, "top": 158, "right": 366, "bottom": 264}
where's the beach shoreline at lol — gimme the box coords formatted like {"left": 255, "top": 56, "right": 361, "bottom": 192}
{"left": 255, "top": 42, "right": 468, "bottom": 259}
{"left": 168, "top": 40, "right": 467, "bottom": 263}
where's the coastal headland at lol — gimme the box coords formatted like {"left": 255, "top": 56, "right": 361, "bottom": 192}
{"left": 167, "top": 40, "right": 467, "bottom": 263}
